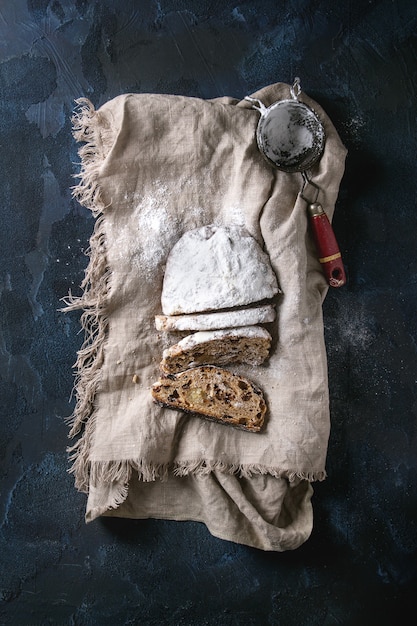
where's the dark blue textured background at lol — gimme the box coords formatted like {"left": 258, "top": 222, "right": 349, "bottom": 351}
{"left": 1, "top": 0, "right": 416, "bottom": 624}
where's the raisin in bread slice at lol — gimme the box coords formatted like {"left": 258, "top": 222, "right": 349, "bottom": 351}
{"left": 151, "top": 365, "right": 266, "bottom": 432}
{"left": 160, "top": 326, "right": 272, "bottom": 374}
{"left": 154, "top": 303, "right": 276, "bottom": 332}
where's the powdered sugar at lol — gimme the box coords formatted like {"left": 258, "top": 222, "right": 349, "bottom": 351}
{"left": 161, "top": 224, "right": 280, "bottom": 315}
{"left": 110, "top": 181, "right": 213, "bottom": 283}
{"left": 214, "top": 204, "right": 247, "bottom": 228}
{"left": 155, "top": 304, "right": 277, "bottom": 331}
{"left": 171, "top": 325, "right": 271, "bottom": 350}
{"left": 134, "top": 186, "right": 181, "bottom": 281}
{"left": 160, "top": 326, "right": 272, "bottom": 373}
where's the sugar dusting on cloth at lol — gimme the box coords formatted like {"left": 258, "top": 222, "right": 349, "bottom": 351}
{"left": 64, "top": 84, "right": 347, "bottom": 551}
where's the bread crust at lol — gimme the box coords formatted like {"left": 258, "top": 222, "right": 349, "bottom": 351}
{"left": 155, "top": 304, "right": 276, "bottom": 331}
{"left": 161, "top": 225, "right": 280, "bottom": 315}
{"left": 151, "top": 365, "right": 266, "bottom": 432}
{"left": 160, "top": 326, "right": 272, "bottom": 374}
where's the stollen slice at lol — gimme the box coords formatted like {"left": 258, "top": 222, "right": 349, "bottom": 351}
{"left": 151, "top": 365, "right": 267, "bottom": 432}
{"left": 154, "top": 303, "right": 276, "bottom": 332}
{"left": 160, "top": 326, "right": 272, "bottom": 374}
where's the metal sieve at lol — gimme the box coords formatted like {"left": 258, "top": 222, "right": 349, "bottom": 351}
{"left": 246, "top": 78, "right": 346, "bottom": 287}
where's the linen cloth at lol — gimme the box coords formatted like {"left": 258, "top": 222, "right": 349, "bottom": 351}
{"left": 66, "top": 82, "right": 347, "bottom": 551}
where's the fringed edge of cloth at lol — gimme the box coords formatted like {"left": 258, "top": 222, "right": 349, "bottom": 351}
{"left": 61, "top": 98, "right": 112, "bottom": 493}
{"left": 71, "top": 98, "right": 110, "bottom": 216}
{"left": 172, "top": 460, "right": 327, "bottom": 482}
{"left": 74, "top": 457, "right": 327, "bottom": 501}
{"left": 85, "top": 460, "right": 325, "bottom": 523}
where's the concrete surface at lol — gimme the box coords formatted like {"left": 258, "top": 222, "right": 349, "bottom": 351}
{"left": 0, "top": 0, "right": 416, "bottom": 624}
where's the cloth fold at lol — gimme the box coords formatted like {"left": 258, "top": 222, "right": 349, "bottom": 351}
{"left": 66, "top": 82, "right": 347, "bottom": 551}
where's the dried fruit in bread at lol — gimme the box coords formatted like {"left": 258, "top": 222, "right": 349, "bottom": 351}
{"left": 151, "top": 365, "right": 266, "bottom": 432}
{"left": 160, "top": 326, "right": 272, "bottom": 374}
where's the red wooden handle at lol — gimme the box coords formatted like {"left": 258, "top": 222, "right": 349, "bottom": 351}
{"left": 308, "top": 203, "right": 346, "bottom": 287}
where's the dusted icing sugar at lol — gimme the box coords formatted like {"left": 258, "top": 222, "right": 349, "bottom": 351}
{"left": 174, "top": 326, "right": 271, "bottom": 351}
{"left": 154, "top": 303, "right": 276, "bottom": 331}
{"left": 160, "top": 326, "right": 272, "bottom": 373}
{"left": 161, "top": 225, "right": 279, "bottom": 315}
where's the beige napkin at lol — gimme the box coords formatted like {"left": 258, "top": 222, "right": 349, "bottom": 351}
{"left": 65, "top": 82, "right": 347, "bottom": 551}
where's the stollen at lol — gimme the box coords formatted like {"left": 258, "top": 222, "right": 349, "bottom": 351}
{"left": 65, "top": 82, "right": 347, "bottom": 551}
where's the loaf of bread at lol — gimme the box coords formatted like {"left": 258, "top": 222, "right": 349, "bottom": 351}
{"left": 161, "top": 225, "right": 280, "bottom": 315}
{"left": 154, "top": 303, "right": 276, "bottom": 332}
{"left": 151, "top": 365, "right": 266, "bottom": 432}
{"left": 160, "top": 326, "right": 272, "bottom": 374}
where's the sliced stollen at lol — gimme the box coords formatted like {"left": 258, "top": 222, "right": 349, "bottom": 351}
{"left": 155, "top": 303, "right": 276, "bottom": 331}
{"left": 151, "top": 365, "right": 266, "bottom": 432}
{"left": 161, "top": 224, "right": 280, "bottom": 315}
{"left": 160, "top": 326, "right": 272, "bottom": 374}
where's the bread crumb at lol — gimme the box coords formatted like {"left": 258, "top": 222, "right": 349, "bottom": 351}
{"left": 132, "top": 374, "right": 139, "bottom": 384}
